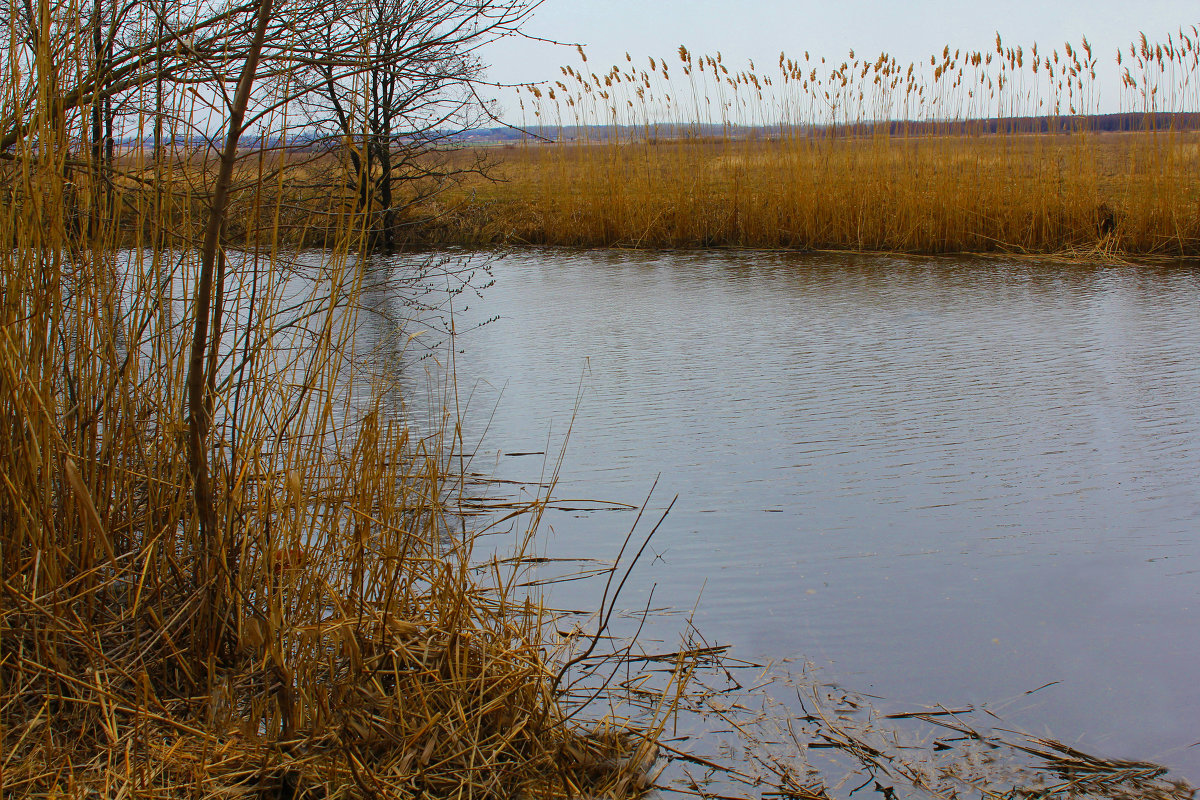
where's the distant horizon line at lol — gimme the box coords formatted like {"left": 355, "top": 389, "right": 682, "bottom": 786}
{"left": 83, "top": 110, "right": 1200, "bottom": 149}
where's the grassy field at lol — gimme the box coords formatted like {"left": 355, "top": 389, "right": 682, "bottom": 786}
{"left": 400, "top": 30, "right": 1200, "bottom": 256}
{"left": 415, "top": 129, "right": 1200, "bottom": 255}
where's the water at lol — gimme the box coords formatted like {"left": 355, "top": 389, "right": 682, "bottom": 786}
{"left": 380, "top": 249, "right": 1200, "bottom": 779}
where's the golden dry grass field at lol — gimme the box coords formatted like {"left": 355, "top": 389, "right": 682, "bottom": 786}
{"left": 417, "top": 129, "right": 1200, "bottom": 256}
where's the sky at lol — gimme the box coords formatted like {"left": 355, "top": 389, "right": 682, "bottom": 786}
{"left": 481, "top": 0, "right": 1197, "bottom": 121}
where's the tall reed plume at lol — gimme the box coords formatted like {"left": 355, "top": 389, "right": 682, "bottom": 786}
{"left": 434, "top": 27, "right": 1200, "bottom": 256}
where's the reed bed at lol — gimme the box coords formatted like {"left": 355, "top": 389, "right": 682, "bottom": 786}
{"left": 0, "top": 7, "right": 680, "bottom": 797}
{"left": 425, "top": 29, "right": 1200, "bottom": 256}
{"left": 0, "top": 122, "right": 673, "bottom": 800}
{"left": 49, "top": 30, "right": 1200, "bottom": 256}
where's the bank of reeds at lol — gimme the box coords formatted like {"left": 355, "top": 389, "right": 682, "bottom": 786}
{"left": 424, "top": 129, "right": 1198, "bottom": 255}
{"left": 0, "top": 7, "right": 681, "bottom": 798}
{"left": 46, "top": 29, "right": 1200, "bottom": 257}
{"left": 419, "top": 29, "right": 1200, "bottom": 256}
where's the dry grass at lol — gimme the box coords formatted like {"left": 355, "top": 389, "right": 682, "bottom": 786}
{"left": 0, "top": 150, "right": 681, "bottom": 798}
{"left": 63, "top": 23, "right": 1200, "bottom": 258}
{"left": 405, "top": 28, "right": 1200, "bottom": 256}
{"left": 416, "top": 130, "right": 1199, "bottom": 254}
{"left": 35, "top": 28, "right": 1200, "bottom": 257}
{"left": 0, "top": 26, "right": 680, "bottom": 800}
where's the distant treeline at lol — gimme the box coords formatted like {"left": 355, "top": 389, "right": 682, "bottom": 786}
{"left": 860, "top": 112, "right": 1200, "bottom": 136}
{"left": 501, "top": 113, "right": 1200, "bottom": 144}
{"left": 98, "top": 113, "right": 1200, "bottom": 153}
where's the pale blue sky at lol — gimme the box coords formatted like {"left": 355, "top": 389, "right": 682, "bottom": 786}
{"left": 483, "top": 0, "right": 1196, "bottom": 120}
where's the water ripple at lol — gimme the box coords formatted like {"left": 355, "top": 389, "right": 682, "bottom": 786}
{"left": 384, "top": 249, "right": 1200, "bottom": 779}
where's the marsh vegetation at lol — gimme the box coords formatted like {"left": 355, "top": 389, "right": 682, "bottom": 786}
{"left": 430, "top": 32, "right": 1200, "bottom": 255}
{"left": 0, "top": 0, "right": 684, "bottom": 796}
{"left": 1, "top": 0, "right": 1198, "bottom": 796}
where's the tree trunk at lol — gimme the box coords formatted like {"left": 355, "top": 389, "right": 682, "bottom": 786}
{"left": 184, "top": 0, "right": 275, "bottom": 671}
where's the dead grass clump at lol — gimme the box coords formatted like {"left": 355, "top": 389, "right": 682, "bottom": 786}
{"left": 0, "top": 213, "right": 674, "bottom": 800}
{"left": 0, "top": 204, "right": 670, "bottom": 800}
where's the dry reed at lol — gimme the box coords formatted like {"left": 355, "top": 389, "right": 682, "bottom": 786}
{"left": 419, "top": 28, "right": 1200, "bottom": 256}
{"left": 0, "top": 133, "right": 662, "bottom": 800}
{"left": 0, "top": 7, "right": 684, "bottom": 798}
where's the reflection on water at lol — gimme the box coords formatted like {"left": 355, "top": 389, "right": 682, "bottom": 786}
{"left": 376, "top": 249, "right": 1200, "bottom": 779}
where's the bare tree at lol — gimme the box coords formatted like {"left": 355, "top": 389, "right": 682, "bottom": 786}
{"left": 293, "top": 0, "right": 539, "bottom": 250}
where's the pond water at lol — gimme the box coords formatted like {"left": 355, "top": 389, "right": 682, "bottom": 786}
{"left": 379, "top": 249, "right": 1200, "bottom": 780}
